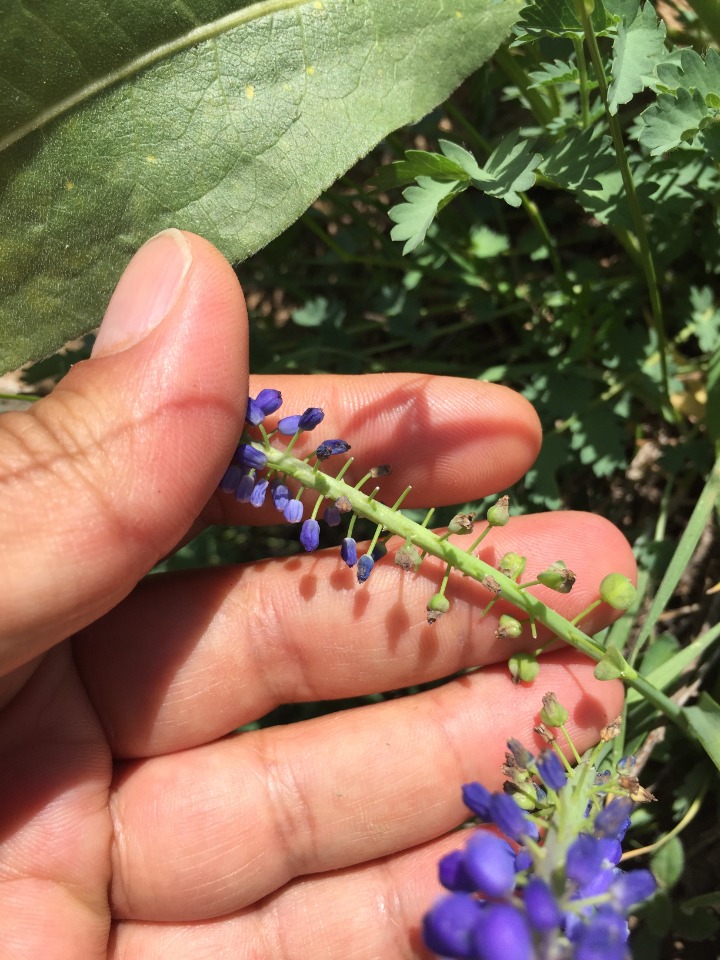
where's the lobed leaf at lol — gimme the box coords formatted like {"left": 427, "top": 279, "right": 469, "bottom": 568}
{"left": 388, "top": 177, "right": 463, "bottom": 255}
{"left": 608, "top": 1, "right": 667, "bottom": 115}
{"left": 541, "top": 127, "right": 614, "bottom": 192}
{"left": 0, "top": 0, "right": 522, "bottom": 373}
{"left": 475, "top": 131, "right": 542, "bottom": 207}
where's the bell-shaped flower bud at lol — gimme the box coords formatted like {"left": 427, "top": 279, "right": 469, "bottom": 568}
{"left": 335, "top": 495, "right": 352, "bottom": 513}
{"left": 426, "top": 592, "right": 450, "bottom": 624}
{"left": 472, "top": 903, "right": 532, "bottom": 960}
{"left": 536, "top": 750, "right": 567, "bottom": 792}
{"left": 283, "top": 499, "right": 304, "bottom": 524}
{"left": 438, "top": 850, "right": 477, "bottom": 893}
{"left": 486, "top": 495, "right": 510, "bottom": 527}
{"left": 277, "top": 407, "right": 325, "bottom": 435}
{"left": 341, "top": 537, "right": 357, "bottom": 567}
{"left": 235, "top": 474, "right": 255, "bottom": 503}
{"left": 490, "top": 792, "right": 539, "bottom": 842}
{"left": 235, "top": 443, "right": 267, "bottom": 471}
{"left": 219, "top": 464, "right": 244, "bottom": 495}
{"left": 323, "top": 505, "right": 342, "bottom": 527}
{"left": 464, "top": 832, "right": 516, "bottom": 898}
{"left": 271, "top": 481, "right": 290, "bottom": 512}
{"left": 250, "top": 478, "right": 269, "bottom": 508}
{"left": 524, "top": 877, "right": 562, "bottom": 931}
{"left": 611, "top": 869, "right": 656, "bottom": 910}
{"left": 246, "top": 388, "right": 282, "bottom": 425}
{"left": 423, "top": 894, "right": 482, "bottom": 959}
{"left": 462, "top": 782, "right": 492, "bottom": 820}
{"left": 300, "top": 518, "right": 320, "bottom": 552}
{"left": 357, "top": 554, "right": 375, "bottom": 583}
{"left": 537, "top": 560, "right": 576, "bottom": 594}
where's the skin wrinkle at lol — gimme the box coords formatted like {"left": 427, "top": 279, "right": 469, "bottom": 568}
{"left": 259, "top": 728, "right": 322, "bottom": 882}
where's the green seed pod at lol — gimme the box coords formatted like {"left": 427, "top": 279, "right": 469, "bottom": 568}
{"left": 394, "top": 541, "right": 422, "bottom": 573}
{"left": 496, "top": 614, "right": 523, "bottom": 639}
{"left": 540, "top": 692, "right": 569, "bottom": 728}
{"left": 448, "top": 512, "right": 475, "bottom": 535}
{"left": 599, "top": 573, "right": 636, "bottom": 611}
{"left": 426, "top": 593, "right": 450, "bottom": 624}
{"left": 537, "top": 560, "right": 576, "bottom": 594}
{"left": 486, "top": 495, "right": 510, "bottom": 527}
{"left": 508, "top": 652, "right": 539, "bottom": 684}
{"left": 511, "top": 789, "right": 537, "bottom": 811}
{"left": 499, "top": 552, "right": 527, "bottom": 579}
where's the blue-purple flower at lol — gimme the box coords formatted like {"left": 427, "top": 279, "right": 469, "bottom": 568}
{"left": 315, "top": 439, "right": 351, "bottom": 461}
{"left": 284, "top": 499, "right": 303, "bottom": 523}
{"left": 357, "top": 554, "right": 374, "bottom": 583}
{"left": 300, "top": 518, "right": 320, "bottom": 552}
{"left": 271, "top": 481, "right": 290, "bottom": 512}
{"left": 277, "top": 407, "right": 325, "bottom": 435}
{"left": 422, "top": 709, "right": 657, "bottom": 960}
{"left": 250, "top": 478, "right": 269, "bottom": 508}
{"left": 246, "top": 388, "right": 282, "bottom": 425}
{"left": 234, "top": 443, "right": 267, "bottom": 470}
{"left": 341, "top": 537, "right": 357, "bottom": 567}
{"left": 235, "top": 473, "right": 255, "bottom": 503}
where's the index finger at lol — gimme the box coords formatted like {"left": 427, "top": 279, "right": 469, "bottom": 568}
{"left": 205, "top": 373, "right": 542, "bottom": 526}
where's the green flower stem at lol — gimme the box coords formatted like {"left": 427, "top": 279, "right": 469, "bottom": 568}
{"left": 574, "top": 0, "right": 674, "bottom": 423}
{"left": 571, "top": 597, "right": 602, "bottom": 626}
{"left": 258, "top": 442, "right": 691, "bottom": 735}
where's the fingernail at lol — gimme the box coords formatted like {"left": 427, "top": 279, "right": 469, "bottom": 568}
{"left": 92, "top": 229, "right": 193, "bottom": 357}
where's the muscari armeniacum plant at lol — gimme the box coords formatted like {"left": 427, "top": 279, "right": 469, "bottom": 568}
{"left": 221, "top": 390, "right": 662, "bottom": 958}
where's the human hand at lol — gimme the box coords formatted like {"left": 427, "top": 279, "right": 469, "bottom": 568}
{"left": 0, "top": 230, "right": 633, "bottom": 959}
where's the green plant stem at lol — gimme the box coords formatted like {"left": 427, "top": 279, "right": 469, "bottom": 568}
{"left": 259, "top": 441, "right": 689, "bottom": 733}
{"left": 494, "top": 47, "right": 555, "bottom": 129}
{"left": 685, "top": 0, "right": 720, "bottom": 46}
{"left": 572, "top": 38, "right": 590, "bottom": 128}
{"left": 574, "top": 0, "right": 675, "bottom": 422}
{"left": 444, "top": 101, "right": 570, "bottom": 296}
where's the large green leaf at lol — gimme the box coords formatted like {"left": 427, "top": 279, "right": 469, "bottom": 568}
{"left": 0, "top": 0, "right": 521, "bottom": 373}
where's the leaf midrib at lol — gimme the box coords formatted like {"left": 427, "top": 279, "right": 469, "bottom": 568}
{"left": 0, "top": 0, "right": 309, "bottom": 154}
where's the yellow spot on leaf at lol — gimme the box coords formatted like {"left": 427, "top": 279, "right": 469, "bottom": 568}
{"left": 306, "top": 66, "right": 315, "bottom": 75}
{"left": 455, "top": 9, "right": 463, "bottom": 17}
{"left": 65, "top": 180, "right": 74, "bottom": 190}
{"left": 313, "top": 0, "right": 323, "bottom": 7}
{"left": 145, "top": 155, "right": 157, "bottom": 164}
{"left": 245, "top": 84, "right": 255, "bottom": 99}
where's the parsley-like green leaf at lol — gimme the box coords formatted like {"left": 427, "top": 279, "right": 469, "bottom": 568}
{"left": 371, "top": 151, "right": 469, "bottom": 191}
{"left": 517, "top": 0, "right": 618, "bottom": 40}
{"left": 475, "top": 131, "right": 542, "bottom": 206}
{"left": 528, "top": 59, "right": 581, "bottom": 89}
{"left": 656, "top": 48, "right": 720, "bottom": 103}
{"left": 388, "top": 177, "right": 463, "bottom": 254}
{"left": 637, "top": 87, "right": 710, "bottom": 154}
{"left": 608, "top": 1, "right": 667, "bottom": 114}
{"left": 541, "top": 128, "right": 614, "bottom": 191}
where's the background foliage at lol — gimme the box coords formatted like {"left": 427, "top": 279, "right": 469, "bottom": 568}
{"left": 3, "top": 0, "right": 720, "bottom": 956}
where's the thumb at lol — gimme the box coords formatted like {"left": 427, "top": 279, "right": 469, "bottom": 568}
{"left": 0, "top": 230, "right": 248, "bottom": 677}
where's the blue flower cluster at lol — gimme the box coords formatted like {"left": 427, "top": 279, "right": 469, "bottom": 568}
{"left": 423, "top": 708, "right": 657, "bottom": 960}
{"left": 220, "top": 388, "right": 390, "bottom": 584}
